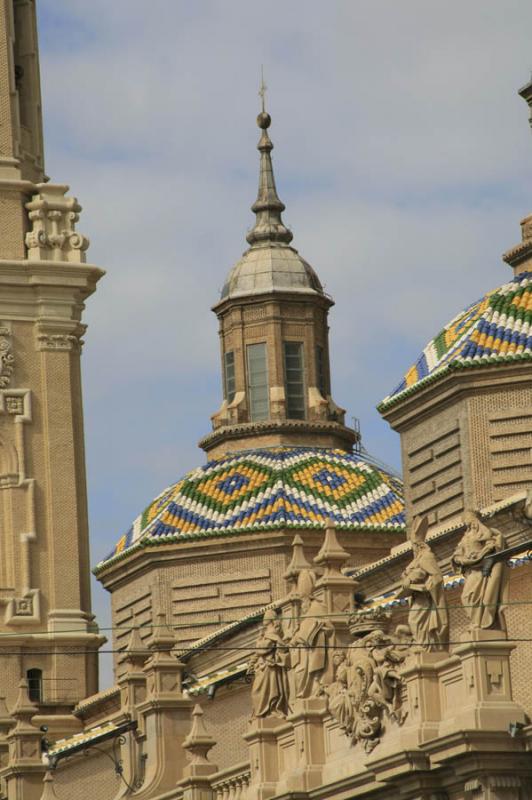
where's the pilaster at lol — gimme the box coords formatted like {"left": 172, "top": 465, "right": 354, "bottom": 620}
{"left": 244, "top": 717, "right": 283, "bottom": 800}
{"left": 397, "top": 651, "right": 448, "bottom": 747}
{"left": 116, "top": 623, "right": 149, "bottom": 790}
{"left": 4, "top": 680, "right": 45, "bottom": 800}
{"left": 446, "top": 629, "right": 526, "bottom": 732}
{"left": 134, "top": 616, "right": 193, "bottom": 797}
{"left": 283, "top": 697, "right": 327, "bottom": 793}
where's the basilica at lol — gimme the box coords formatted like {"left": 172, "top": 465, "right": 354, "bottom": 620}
{"left": 0, "top": 2, "right": 531, "bottom": 800}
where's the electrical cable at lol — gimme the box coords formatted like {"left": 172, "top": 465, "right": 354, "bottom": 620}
{"left": 0, "top": 594, "right": 532, "bottom": 639}
{"left": 1, "top": 635, "right": 532, "bottom": 656}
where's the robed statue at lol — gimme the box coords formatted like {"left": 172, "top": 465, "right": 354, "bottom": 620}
{"left": 290, "top": 594, "right": 334, "bottom": 699}
{"left": 451, "top": 511, "right": 507, "bottom": 631}
{"left": 249, "top": 608, "right": 290, "bottom": 718}
{"left": 397, "top": 516, "right": 448, "bottom": 651}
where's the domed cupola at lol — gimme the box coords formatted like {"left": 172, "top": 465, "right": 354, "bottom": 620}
{"left": 220, "top": 111, "right": 324, "bottom": 302}
{"left": 200, "top": 97, "right": 358, "bottom": 458}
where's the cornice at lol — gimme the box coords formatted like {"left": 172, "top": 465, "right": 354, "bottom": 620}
{"left": 503, "top": 239, "right": 532, "bottom": 268}
{"left": 0, "top": 259, "right": 104, "bottom": 322}
{"left": 0, "top": 259, "right": 104, "bottom": 283}
{"left": 199, "top": 419, "right": 359, "bottom": 452}
{"left": 379, "top": 360, "right": 532, "bottom": 431}
{"left": 212, "top": 286, "right": 334, "bottom": 316}
{"left": 94, "top": 524, "right": 404, "bottom": 589}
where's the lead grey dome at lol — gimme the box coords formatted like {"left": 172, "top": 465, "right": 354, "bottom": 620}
{"left": 220, "top": 244, "right": 323, "bottom": 300}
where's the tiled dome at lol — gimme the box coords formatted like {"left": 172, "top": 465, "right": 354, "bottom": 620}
{"left": 96, "top": 447, "right": 405, "bottom": 570}
{"left": 380, "top": 271, "right": 532, "bottom": 410}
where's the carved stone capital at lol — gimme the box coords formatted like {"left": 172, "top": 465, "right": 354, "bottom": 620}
{"left": 36, "top": 333, "right": 81, "bottom": 352}
{"left": 25, "top": 184, "right": 90, "bottom": 263}
{"left": 35, "top": 322, "right": 86, "bottom": 353}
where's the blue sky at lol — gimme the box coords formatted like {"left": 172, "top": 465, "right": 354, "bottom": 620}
{"left": 35, "top": 0, "right": 532, "bottom": 685}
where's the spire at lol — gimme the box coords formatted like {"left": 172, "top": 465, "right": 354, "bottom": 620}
{"left": 246, "top": 77, "right": 293, "bottom": 248}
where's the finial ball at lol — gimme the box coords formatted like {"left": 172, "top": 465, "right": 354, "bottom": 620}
{"left": 257, "top": 111, "right": 271, "bottom": 130}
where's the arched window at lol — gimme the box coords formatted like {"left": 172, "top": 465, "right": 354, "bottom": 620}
{"left": 27, "top": 668, "right": 42, "bottom": 703}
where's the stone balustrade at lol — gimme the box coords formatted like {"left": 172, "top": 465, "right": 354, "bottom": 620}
{"left": 211, "top": 762, "right": 251, "bottom": 800}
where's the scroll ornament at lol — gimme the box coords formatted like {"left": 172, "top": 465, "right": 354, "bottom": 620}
{"left": 0, "top": 331, "right": 14, "bottom": 388}
{"left": 324, "top": 616, "right": 412, "bottom": 752}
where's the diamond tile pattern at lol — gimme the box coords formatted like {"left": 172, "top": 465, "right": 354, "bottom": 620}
{"left": 99, "top": 447, "right": 405, "bottom": 568}
{"left": 381, "top": 272, "right": 532, "bottom": 408}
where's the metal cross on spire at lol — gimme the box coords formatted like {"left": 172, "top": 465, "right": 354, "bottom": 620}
{"left": 259, "top": 66, "right": 267, "bottom": 113}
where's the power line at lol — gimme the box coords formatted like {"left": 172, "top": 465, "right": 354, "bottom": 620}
{"left": 1, "top": 635, "right": 532, "bottom": 656}
{"left": 1, "top": 595, "right": 532, "bottom": 640}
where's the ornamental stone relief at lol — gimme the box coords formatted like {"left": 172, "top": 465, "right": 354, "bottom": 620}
{"left": 324, "top": 614, "right": 411, "bottom": 752}
{"left": 36, "top": 333, "right": 81, "bottom": 352}
{"left": 0, "top": 328, "right": 14, "bottom": 388}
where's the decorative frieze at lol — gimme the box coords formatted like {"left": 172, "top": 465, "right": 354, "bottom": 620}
{"left": 36, "top": 333, "right": 81, "bottom": 352}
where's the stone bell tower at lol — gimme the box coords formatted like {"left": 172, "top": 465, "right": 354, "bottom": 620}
{"left": 0, "top": 0, "right": 104, "bottom": 712}
{"left": 200, "top": 97, "right": 358, "bottom": 458}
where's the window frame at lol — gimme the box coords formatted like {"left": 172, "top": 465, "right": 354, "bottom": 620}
{"left": 246, "top": 342, "right": 269, "bottom": 421}
{"left": 224, "top": 350, "right": 236, "bottom": 404}
{"left": 27, "top": 668, "right": 43, "bottom": 704}
{"left": 283, "top": 340, "right": 306, "bottom": 421}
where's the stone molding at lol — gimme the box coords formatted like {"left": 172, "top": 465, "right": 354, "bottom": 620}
{"left": 199, "top": 418, "right": 359, "bottom": 453}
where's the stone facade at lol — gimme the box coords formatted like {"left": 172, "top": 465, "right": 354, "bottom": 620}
{"left": 0, "top": 0, "right": 103, "bottom": 724}
{"left": 0, "top": 6, "right": 531, "bottom": 800}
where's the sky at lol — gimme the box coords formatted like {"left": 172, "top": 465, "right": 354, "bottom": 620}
{"left": 35, "top": 0, "right": 532, "bottom": 686}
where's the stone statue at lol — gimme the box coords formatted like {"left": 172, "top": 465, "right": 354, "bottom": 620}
{"left": 290, "top": 593, "right": 334, "bottom": 699}
{"left": 398, "top": 516, "right": 448, "bottom": 651}
{"left": 451, "top": 511, "right": 508, "bottom": 631}
{"left": 248, "top": 609, "right": 290, "bottom": 718}
{"left": 323, "top": 651, "right": 354, "bottom": 734}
